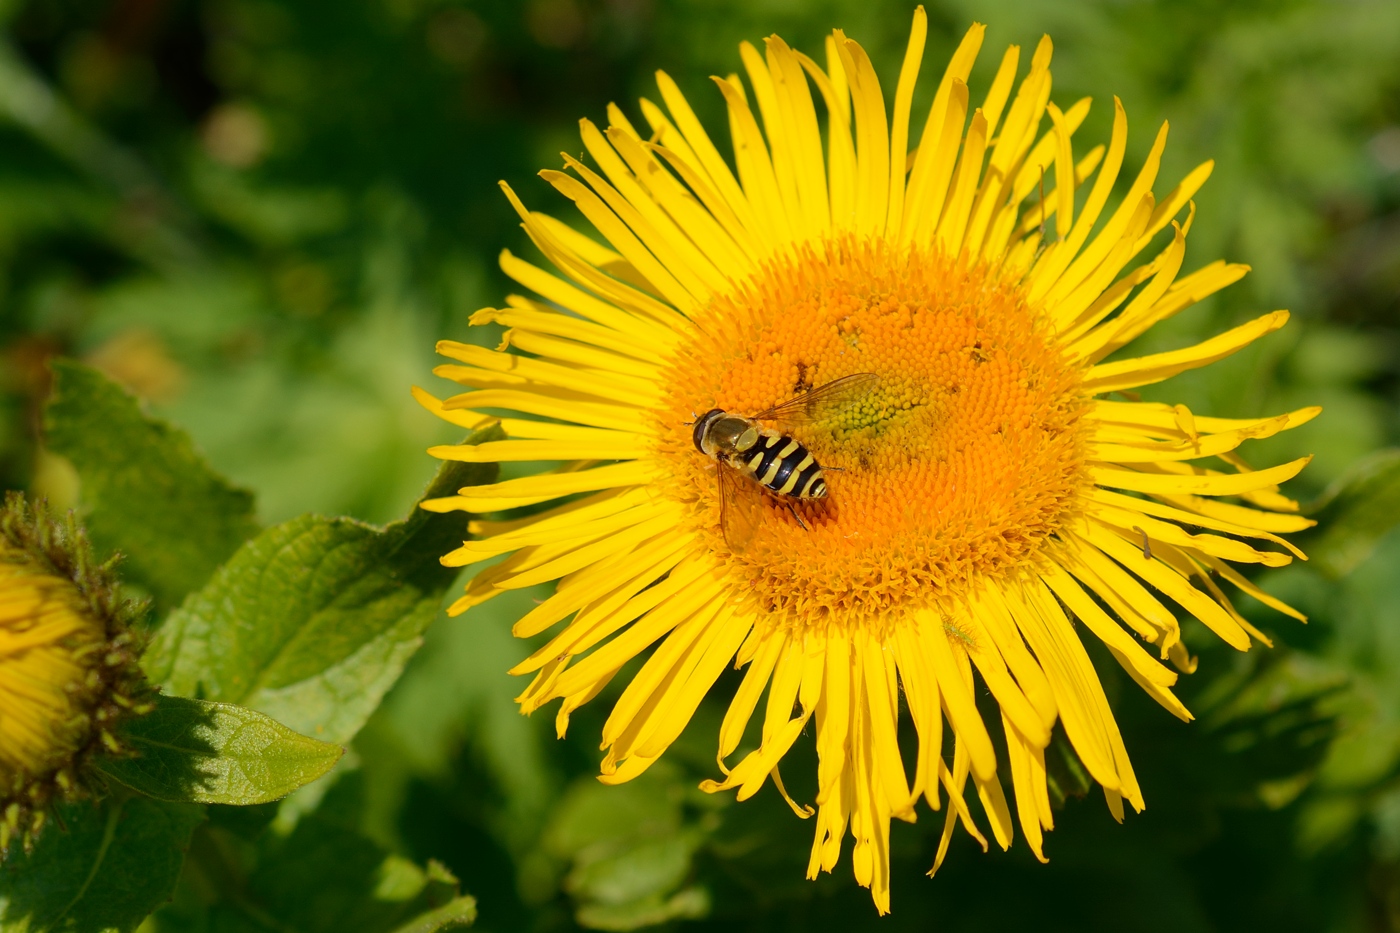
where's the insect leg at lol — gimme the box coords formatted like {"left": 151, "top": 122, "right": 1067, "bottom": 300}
{"left": 784, "top": 500, "right": 809, "bottom": 531}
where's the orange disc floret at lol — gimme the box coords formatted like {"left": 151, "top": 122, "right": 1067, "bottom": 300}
{"left": 654, "top": 237, "right": 1088, "bottom": 630}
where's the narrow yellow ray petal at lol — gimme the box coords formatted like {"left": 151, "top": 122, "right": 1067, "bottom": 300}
{"left": 1032, "top": 120, "right": 1169, "bottom": 306}
{"left": 604, "top": 129, "right": 752, "bottom": 279}
{"left": 1139, "top": 160, "right": 1214, "bottom": 249}
{"left": 475, "top": 303, "right": 651, "bottom": 361}
{"left": 766, "top": 36, "right": 831, "bottom": 234}
{"left": 955, "top": 606, "right": 1050, "bottom": 748}
{"left": 532, "top": 210, "right": 661, "bottom": 298}
{"left": 499, "top": 182, "right": 685, "bottom": 328}
{"left": 835, "top": 34, "right": 890, "bottom": 237}
{"left": 1040, "top": 562, "right": 1193, "bottom": 722}
{"left": 1001, "top": 584, "right": 1121, "bottom": 792}
{"left": 500, "top": 327, "right": 662, "bottom": 383}
{"left": 1082, "top": 310, "right": 1290, "bottom": 394}
{"left": 495, "top": 512, "right": 683, "bottom": 591}
{"left": 1046, "top": 102, "right": 1075, "bottom": 238}
{"left": 1086, "top": 487, "right": 1306, "bottom": 559}
{"left": 796, "top": 50, "right": 857, "bottom": 230}
{"left": 436, "top": 340, "right": 658, "bottom": 402}
{"left": 712, "top": 74, "right": 791, "bottom": 246}
{"left": 572, "top": 123, "right": 731, "bottom": 295}
{"left": 917, "top": 608, "right": 997, "bottom": 783}
{"left": 439, "top": 388, "right": 641, "bottom": 434}
{"left": 904, "top": 22, "right": 984, "bottom": 243}
{"left": 1003, "top": 716, "right": 1048, "bottom": 862}
{"left": 884, "top": 6, "right": 927, "bottom": 239}
{"left": 936, "top": 108, "right": 989, "bottom": 255}
{"left": 520, "top": 554, "right": 712, "bottom": 675}
{"left": 740, "top": 41, "right": 804, "bottom": 235}
{"left": 551, "top": 567, "right": 727, "bottom": 698}
{"left": 497, "top": 251, "right": 676, "bottom": 347}
{"left": 653, "top": 69, "right": 757, "bottom": 237}
{"left": 970, "top": 587, "right": 1058, "bottom": 734}
{"left": 862, "top": 632, "right": 913, "bottom": 818}
{"left": 430, "top": 436, "right": 650, "bottom": 464}
{"left": 905, "top": 80, "right": 970, "bottom": 246}
{"left": 1081, "top": 521, "right": 1251, "bottom": 650}
{"left": 1090, "top": 454, "right": 1309, "bottom": 498}
{"left": 1088, "top": 502, "right": 1290, "bottom": 567}
{"left": 634, "top": 605, "right": 754, "bottom": 759}
{"left": 604, "top": 597, "right": 724, "bottom": 750}
{"left": 1088, "top": 409, "right": 1314, "bottom": 464}
{"left": 1199, "top": 553, "right": 1309, "bottom": 622}
{"left": 719, "top": 629, "right": 786, "bottom": 763}
{"left": 542, "top": 169, "right": 702, "bottom": 311}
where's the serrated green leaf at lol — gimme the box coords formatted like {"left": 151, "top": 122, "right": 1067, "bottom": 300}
{"left": 143, "top": 439, "right": 496, "bottom": 744}
{"left": 1304, "top": 448, "right": 1400, "bottom": 577}
{"left": 43, "top": 360, "right": 258, "bottom": 607}
{"left": 96, "top": 695, "right": 343, "bottom": 805}
{"left": 0, "top": 795, "right": 204, "bottom": 933}
{"left": 384, "top": 896, "right": 477, "bottom": 933}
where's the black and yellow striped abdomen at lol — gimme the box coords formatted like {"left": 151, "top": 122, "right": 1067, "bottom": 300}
{"left": 735, "top": 429, "right": 828, "bottom": 499}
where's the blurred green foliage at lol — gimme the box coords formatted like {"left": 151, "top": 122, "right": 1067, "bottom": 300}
{"left": 1, "top": 0, "right": 1400, "bottom": 930}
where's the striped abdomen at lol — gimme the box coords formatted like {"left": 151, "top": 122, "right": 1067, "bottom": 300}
{"left": 737, "top": 430, "right": 828, "bottom": 499}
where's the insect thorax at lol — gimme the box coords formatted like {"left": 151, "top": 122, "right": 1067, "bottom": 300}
{"left": 695, "top": 410, "right": 761, "bottom": 460}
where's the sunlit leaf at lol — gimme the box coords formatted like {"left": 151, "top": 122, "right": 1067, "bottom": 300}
{"left": 142, "top": 434, "right": 496, "bottom": 744}
{"left": 97, "top": 695, "right": 343, "bottom": 806}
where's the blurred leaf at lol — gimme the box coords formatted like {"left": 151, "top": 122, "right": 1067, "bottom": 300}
{"left": 143, "top": 434, "right": 497, "bottom": 744}
{"left": 544, "top": 769, "right": 711, "bottom": 929}
{"left": 43, "top": 360, "right": 258, "bottom": 607}
{"left": 245, "top": 773, "right": 464, "bottom": 933}
{"left": 0, "top": 795, "right": 204, "bottom": 933}
{"left": 1304, "top": 448, "right": 1400, "bottom": 577}
{"left": 567, "top": 835, "right": 698, "bottom": 910}
{"left": 573, "top": 887, "right": 709, "bottom": 932}
{"left": 97, "top": 695, "right": 343, "bottom": 806}
{"left": 147, "top": 770, "right": 472, "bottom": 933}
{"left": 385, "top": 896, "right": 477, "bottom": 933}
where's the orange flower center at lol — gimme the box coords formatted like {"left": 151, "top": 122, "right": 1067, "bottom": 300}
{"left": 655, "top": 238, "right": 1090, "bottom": 630}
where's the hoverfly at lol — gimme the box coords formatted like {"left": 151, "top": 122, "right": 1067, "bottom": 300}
{"left": 691, "top": 373, "right": 879, "bottom": 551}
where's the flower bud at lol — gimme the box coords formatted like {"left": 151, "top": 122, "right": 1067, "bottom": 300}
{"left": 0, "top": 493, "right": 149, "bottom": 856}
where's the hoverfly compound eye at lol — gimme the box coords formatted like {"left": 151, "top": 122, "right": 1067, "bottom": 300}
{"left": 692, "top": 409, "right": 724, "bottom": 453}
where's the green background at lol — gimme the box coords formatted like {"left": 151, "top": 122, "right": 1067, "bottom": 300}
{"left": 2, "top": 0, "right": 1399, "bottom": 930}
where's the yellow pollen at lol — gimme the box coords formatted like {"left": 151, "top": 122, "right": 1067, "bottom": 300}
{"left": 656, "top": 237, "right": 1089, "bottom": 629}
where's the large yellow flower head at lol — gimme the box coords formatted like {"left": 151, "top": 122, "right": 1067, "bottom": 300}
{"left": 419, "top": 10, "right": 1316, "bottom": 912}
{"left": 0, "top": 494, "right": 149, "bottom": 856}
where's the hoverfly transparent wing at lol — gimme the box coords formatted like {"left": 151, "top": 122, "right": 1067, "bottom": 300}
{"left": 752, "top": 373, "right": 879, "bottom": 427}
{"left": 717, "top": 460, "right": 763, "bottom": 553}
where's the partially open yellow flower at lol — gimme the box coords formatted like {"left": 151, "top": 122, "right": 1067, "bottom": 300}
{"left": 419, "top": 10, "right": 1316, "bottom": 911}
{"left": 0, "top": 494, "right": 148, "bottom": 855}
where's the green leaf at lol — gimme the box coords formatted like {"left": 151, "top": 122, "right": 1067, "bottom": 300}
{"left": 143, "top": 436, "right": 497, "bottom": 744}
{"left": 0, "top": 795, "right": 204, "bottom": 933}
{"left": 384, "top": 896, "right": 477, "bottom": 933}
{"left": 43, "top": 360, "right": 258, "bottom": 607}
{"left": 573, "top": 888, "right": 709, "bottom": 932}
{"left": 1303, "top": 448, "right": 1400, "bottom": 578}
{"left": 543, "top": 769, "right": 710, "bottom": 930}
{"left": 97, "top": 695, "right": 343, "bottom": 805}
{"left": 144, "top": 770, "right": 473, "bottom": 933}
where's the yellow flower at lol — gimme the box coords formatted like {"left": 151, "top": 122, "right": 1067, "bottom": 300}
{"left": 419, "top": 10, "right": 1316, "bottom": 912}
{"left": 0, "top": 494, "right": 148, "bottom": 856}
